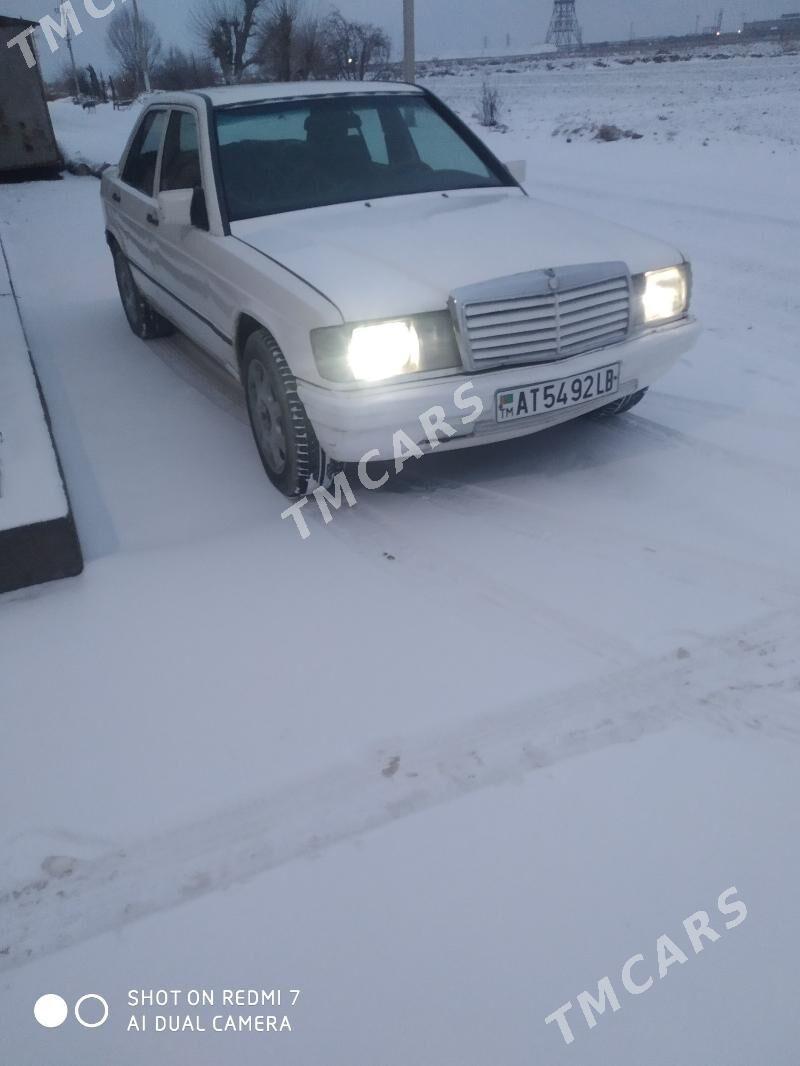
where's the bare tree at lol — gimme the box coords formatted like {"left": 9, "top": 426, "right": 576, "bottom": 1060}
{"left": 155, "top": 47, "right": 217, "bottom": 90}
{"left": 193, "top": 0, "right": 265, "bottom": 84}
{"left": 50, "top": 60, "right": 87, "bottom": 98}
{"left": 111, "top": 69, "right": 140, "bottom": 101}
{"left": 354, "top": 21, "right": 392, "bottom": 79}
{"left": 256, "top": 0, "right": 299, "bottom": 81}
{"left": 293, "top": 13, "right": 329, "bottom": 78}
{"left": 322, "top": 9, "right": 390, "bottom": 81}
{"left": 86, "top": 64, "right": 108, "bottom": 102}
{"left": 106, "top": 6, "right": 162, "bottom": 94}
{"left": 256, "top": 3, "right": 336, "bottom": 81}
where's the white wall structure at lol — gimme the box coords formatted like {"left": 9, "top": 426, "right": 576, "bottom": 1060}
{"left": 0, "top": 240, "right": 82, "bottom": 593}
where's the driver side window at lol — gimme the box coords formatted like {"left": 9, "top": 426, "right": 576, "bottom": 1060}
{"left": 122, "top": 109, "right": 167, "bottom": 196}
{"left": 160, "top": 111, "right": 203, "bottom": 192}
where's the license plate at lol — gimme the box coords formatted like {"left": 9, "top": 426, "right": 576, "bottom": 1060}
{"left": 495, "top": 363, "right": 620, "bottom": 423}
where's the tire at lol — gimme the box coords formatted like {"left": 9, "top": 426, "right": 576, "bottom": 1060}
{"left": 592, "top": 387, "right": 648, "bottom": 418}
{"left": 113, "top": 246, "right": 174, "bottom": 340}
{"left": 242, "top": 329, "right": 326, "bottom": 497}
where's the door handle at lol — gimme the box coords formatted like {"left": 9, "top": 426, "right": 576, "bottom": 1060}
{"left": 146, "top": 213, "right": 159, "bottom": 227}
{"left": 111, "top": 191, "right": 121, "bottom": 203}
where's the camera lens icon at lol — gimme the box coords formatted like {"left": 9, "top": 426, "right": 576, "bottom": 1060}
{"left": 33, "top": 995, "right": 68, "bottom": 1029}
{"left": 34, "top": 993, "right": 109, "bottom": 1029}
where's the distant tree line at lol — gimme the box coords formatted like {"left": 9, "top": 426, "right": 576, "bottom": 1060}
{"left": 192, "top": 0, "right": 391, "bottom": 84}
{"left": 50, "top": 0, "right": 392, "bottom": 99}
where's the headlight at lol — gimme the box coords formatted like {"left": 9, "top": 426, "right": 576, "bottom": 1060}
{"left": 347, "top": 321, "right": 420, "bottom": 382}
{"left": 636, "top": 264, "right": 690, "bottom": 326}
{"left": 311, "top": 312, "right": 462, "bottom": 383}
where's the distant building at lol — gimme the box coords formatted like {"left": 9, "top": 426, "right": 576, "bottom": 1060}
{"left": 741, "top": 11, "right": 800, "bottom": 37}
{"left": 0, "top": 15, "right": 62, "bottom": 179}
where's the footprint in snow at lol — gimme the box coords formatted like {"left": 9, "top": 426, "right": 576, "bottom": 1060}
{"left": 382, "top": 756, "right": 401, "bottom": 778}
{"left": 41, "top": 855, "right": 77, "bottom": 879}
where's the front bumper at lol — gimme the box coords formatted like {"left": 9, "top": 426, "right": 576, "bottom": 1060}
{"left": 298, "top": 317, "right": 701, "bottom": 463}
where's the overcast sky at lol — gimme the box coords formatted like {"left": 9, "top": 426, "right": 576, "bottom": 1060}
{"left": 1, "top": 0, "right": 773, "bottom": 77}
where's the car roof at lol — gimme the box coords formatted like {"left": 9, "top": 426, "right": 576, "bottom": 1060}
{"left": 153, "top": 81, "right": 424, "bottom": 109}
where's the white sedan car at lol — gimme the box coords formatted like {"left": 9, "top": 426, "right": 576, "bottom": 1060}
{"left": 101, "top": 81, "right": 700, "bottom": 496}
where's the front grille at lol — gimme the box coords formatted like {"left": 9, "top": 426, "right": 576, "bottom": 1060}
{"left": 450, "top": 263, "right": 631, "bottom": 370}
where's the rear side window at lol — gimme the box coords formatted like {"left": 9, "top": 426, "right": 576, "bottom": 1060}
{"left": 122, "top": 110, "right": 167, "bottom": 196}
{"left": 160, "top": 110, "right": 202, "bottom": 192}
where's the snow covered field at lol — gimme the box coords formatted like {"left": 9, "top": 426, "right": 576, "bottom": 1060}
{"left": 1, "top": 54, "right": 799, "bottom": 1063}
{"left": 49, "top": 47, "right": 800, "bottom": 171}
{"left": 428, "top": 47, "right": 800, "bottom": 148}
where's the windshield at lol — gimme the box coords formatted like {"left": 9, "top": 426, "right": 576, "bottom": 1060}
{"left": 214, "top": 93, "right": 512, "bottom": 220}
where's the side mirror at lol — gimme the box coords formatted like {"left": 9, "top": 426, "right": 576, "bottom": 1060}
{"left": 157, "top": 188, "right": 194, "bottom": 227}
{"left": 505, "top": 159, "right": 527, "bottom": 185}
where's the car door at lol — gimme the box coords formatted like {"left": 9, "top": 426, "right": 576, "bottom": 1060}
{"left": 111, "top": 108, "right": 168, "bottom": 296}
{"left": 150, "top": 106, "right": 235, "bottom": 370}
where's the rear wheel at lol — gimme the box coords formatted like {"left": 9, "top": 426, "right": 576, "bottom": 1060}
{"left": 592, "top": 387, "right": 648, "bottom": 417}
{"left": 113, "top": 246, "right": 174, "bottom": 340}
{"left": 242, "top": 329, "right": 326, "bottom": 497}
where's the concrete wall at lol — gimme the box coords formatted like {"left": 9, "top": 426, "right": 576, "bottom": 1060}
{"left": 0, "top": 21, "right": 62, "bottom": 175}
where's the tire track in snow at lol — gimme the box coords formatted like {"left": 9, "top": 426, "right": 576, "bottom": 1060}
{"left": 330, "top": 485, "right": 642, "bottom": 666}
{"left": 358, "top": 459, "right": 800, "bottom": 602}
{"left": 532, "top": 178, "right": 800, "bottom": 233}
{"left": 600, "top": 412, "right": 800, "bottom": 487}
{"left": 0, "top": 609, "right": 798, "bottom": 973}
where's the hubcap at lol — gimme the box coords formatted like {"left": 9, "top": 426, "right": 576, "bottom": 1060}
{"left": 248, "top": 360, "right": 287, "bottom": 475}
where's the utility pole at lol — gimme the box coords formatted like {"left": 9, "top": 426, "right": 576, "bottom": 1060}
{"left": 57, "top": 2, "right": 81, "bottom": 99}
{"left": 130, "top": 0, "right": 152, "bottom": 95}
{"left": 403, "top": 0, "right": 415, "bottom": 83}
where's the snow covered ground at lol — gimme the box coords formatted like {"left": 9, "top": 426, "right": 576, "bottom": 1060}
{"left": 1, "top": 54, "right": 799, "bottom": 1063}
{"left": 48, "top": 96, "right": 141, "bottom": 172}
{"left": 48, "top": 48, "right": 800, "bottom": 171}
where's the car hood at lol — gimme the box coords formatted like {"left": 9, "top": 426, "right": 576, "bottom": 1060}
{"left": 231, "top": 188, "right": 684, "bottom": 323}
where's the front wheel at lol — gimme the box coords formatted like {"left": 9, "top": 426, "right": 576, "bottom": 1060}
{"left": 242, "top": 329, "right": 325, "bottom": 497}
{"left": 113, "top": 246, "right": 174, "bottom": 340}
{"left": 592, "top": 387, "right": 648, "bottom": 417}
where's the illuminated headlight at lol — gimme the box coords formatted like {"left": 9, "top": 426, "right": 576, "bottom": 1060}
{"left": 347, "top": 321, "right": 420, "bottom": 382}
{"left": 638, "top": 264, "right": 690, "bottom": 325}
{"left": 311, "top": 312, "right": 462, "bottom": 383}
